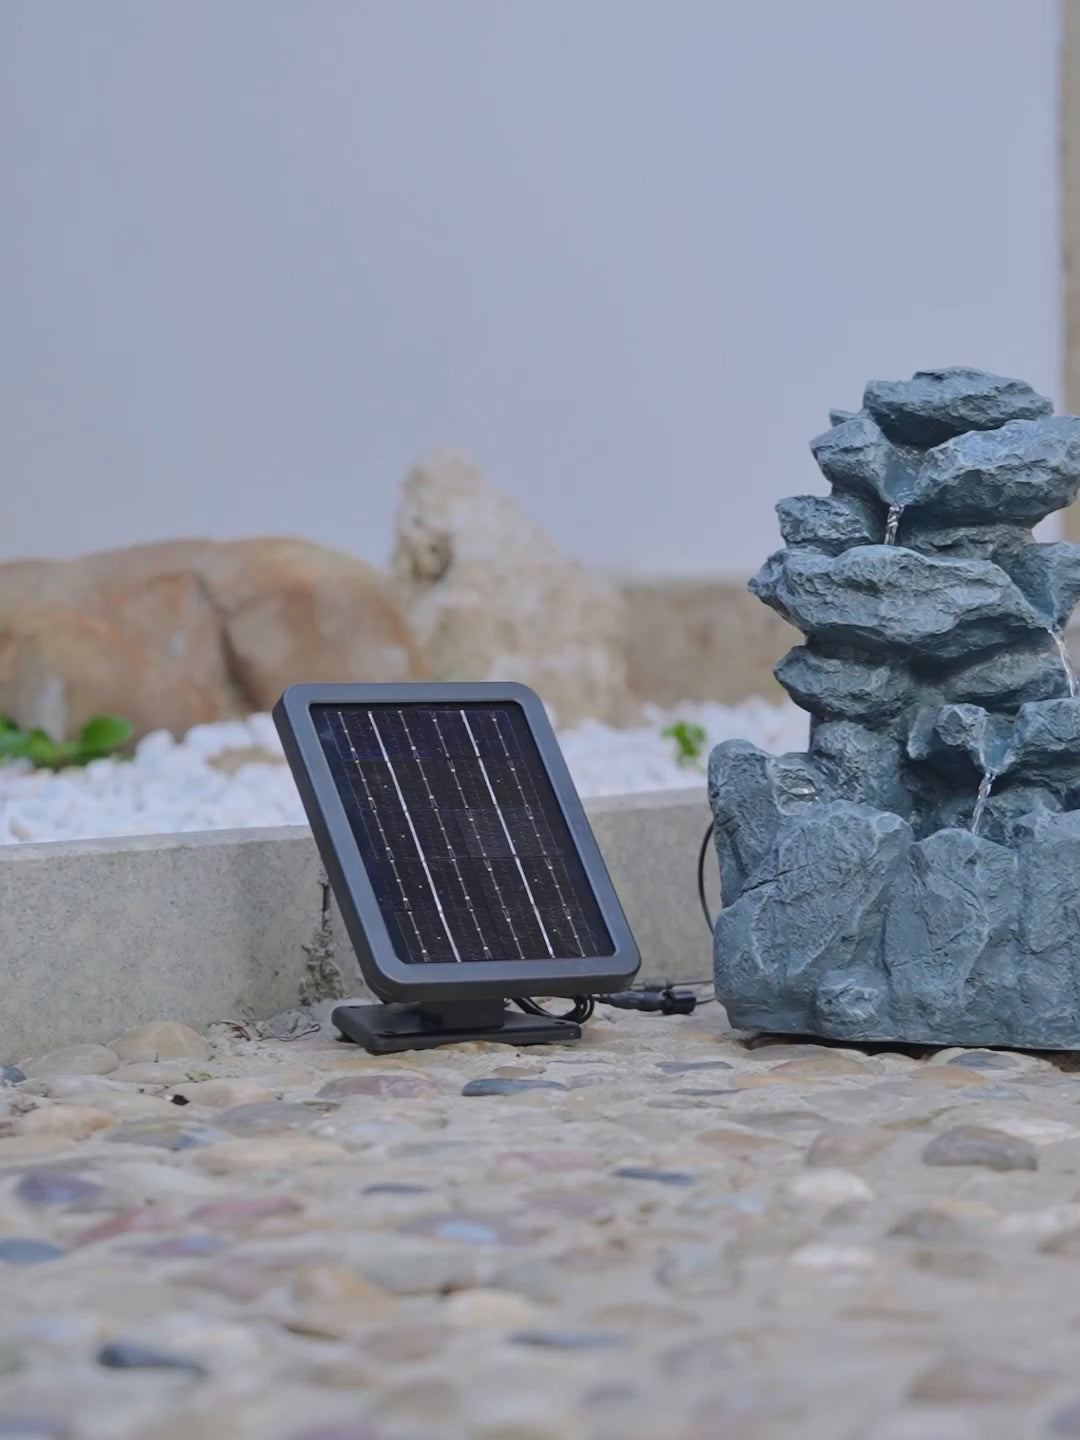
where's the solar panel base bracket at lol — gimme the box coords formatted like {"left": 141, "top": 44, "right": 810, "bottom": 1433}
{"left": 331, "top": 1001, "right": 582, "bottom": 1054}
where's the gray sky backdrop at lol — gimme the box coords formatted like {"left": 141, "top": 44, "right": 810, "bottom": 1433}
{"left": 0, "top": 0, "right": 1061, "bottom": 574}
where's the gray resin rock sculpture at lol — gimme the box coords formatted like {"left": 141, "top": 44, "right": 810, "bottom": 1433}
{"left": 710, "top": 367, "right": 1080, "bottom": 1047}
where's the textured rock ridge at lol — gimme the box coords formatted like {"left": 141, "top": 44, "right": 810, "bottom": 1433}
{"left": 393, "top": 449, "right": 631, "bottom": 727}
{"left": 711, "top": 368, "right": 1080, "bottom": 1046}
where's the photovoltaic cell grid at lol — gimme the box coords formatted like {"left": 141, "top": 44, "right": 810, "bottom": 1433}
{"left": 312, "top": 703, "right": 615, "bottom": 964}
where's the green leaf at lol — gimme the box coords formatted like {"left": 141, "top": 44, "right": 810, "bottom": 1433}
{"left": 661, "top": 719, "right": 707, "bottom": 766}
{"left": 24, "top": 730, "right": 75, "bottom": 769}
{"left": 0, "top": 728, "right": 29, "bottom": 760}
{"left": 0, "top": 715, "right": 19, "bottom": 733}
{"left": 78, "top": 714, "right": 134, "bottom": 756}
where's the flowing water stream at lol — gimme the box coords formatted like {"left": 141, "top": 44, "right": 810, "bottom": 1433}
{"left": 970, "top": 769, "right": 997, "bottom": 836}
{"left": 1050, "top": 625, "right": 1079, "bottom": 698}
{"left": 883, "top": 502, "right": 903, "bottom": 546}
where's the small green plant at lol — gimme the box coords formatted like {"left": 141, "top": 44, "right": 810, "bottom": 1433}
{"left": 0, "top": 713, "right": 134, "bottom": 770}
{"left": 662, "top": 718, "right": 707, "bottom": 768}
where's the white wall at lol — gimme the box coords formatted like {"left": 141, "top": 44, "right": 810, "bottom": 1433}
{"left": 0, "top": 0, "right": 1061, "bottom": 576}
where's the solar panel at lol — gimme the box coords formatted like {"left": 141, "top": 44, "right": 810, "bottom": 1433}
{"left": 273, "top": 682, "right": 639, "bottom": 1053}
{"left": 311, "top": 702, "right": 615, "bottom": 966}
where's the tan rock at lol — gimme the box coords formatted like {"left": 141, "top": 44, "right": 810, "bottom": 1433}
{"left": 203, "top": 537, "right": 421, "bottom": 709}
{"left": 110, "top": 1062, "right": 193, "bottom": 1086}
{"left": 173, "top": 1079, "right": 273, "bottom": 1108}
{"left": 0, "top": 537, "right": 423, "bottom": 740}
{"left": 15, "top": 1103, "right": 113, "bottom": 1139}
{"left": 393, "top": 449, "right": 630, "bottom": 728}
{"left": 442, "top": 1288, "right": 540, "bottom": 1329}
{"left": 194, "top": 1136, "right": 346, "bottom": 1173}
{"left": 22, "top": 1044, "right": 119, "bottom": 1078}
{"left": 111, "top": 1021, "right": 209, "bottom": 1064}
{"left": 786, "top": 1169, "right": 874, "bottom": 1206}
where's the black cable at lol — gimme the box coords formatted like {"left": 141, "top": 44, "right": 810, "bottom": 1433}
{"left": 698, "top": 816, "right": 717, "bottom": 934}
{"left": 515, "top": 995, "right": 595, "bottom": 1024}
{"left": 519, "top": 816, "right": 722, "bottom": 1024}
{"left": 597, "top": 985, "right": 699, "bottom": 1015}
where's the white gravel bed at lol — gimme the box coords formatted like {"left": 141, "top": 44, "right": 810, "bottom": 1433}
{"left": 0, "top": 699, "right": 808, "bottom": 846}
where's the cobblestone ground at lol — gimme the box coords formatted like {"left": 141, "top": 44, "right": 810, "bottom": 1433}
{"left": 4, "top": 1007, "right": 1080, "bottom": 1440}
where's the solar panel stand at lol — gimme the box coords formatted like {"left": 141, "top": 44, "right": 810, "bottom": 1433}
{"left": 331, "top": 1000, "right": 581, "bottom": 1055}
{"left": 274, "top": 682, "right": 640, "bottom": 1058}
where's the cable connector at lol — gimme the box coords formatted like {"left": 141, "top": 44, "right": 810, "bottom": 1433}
{"left": 598, "top": 985, "right": 698, "bottom": 1015}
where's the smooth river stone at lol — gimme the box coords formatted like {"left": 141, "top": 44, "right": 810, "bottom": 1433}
{"left": 0, "top": 1237, "right": 67, "bottom": 1264}
{"left": 1048, "top": 1401, "right": 1080, "bottom": 1436}
{"left": 805, "top": 1125, "right": 894, "bottom": 1167}
{"left": 786, "top": 1169, "right": 873, "bottom": 1206}
{"left": 97, "top": 1340, "right": 206, "bottom": 1377}
{"left": 399, "top": 1213, "right": 528, "bottom": 1246}
{"left": 655, "top": 1244, "right": 737, "bottom": 1297}
{"left": 510, "top": 1328, "right": 626, "bottom": 1350}
{"left": 15, "top": 1105, "right": 113, "bottom": 1140}
{"left": 942, "top": 1050, "right": 1019, "bottom": 1070}
{"left": 110, "top": 1022, "right": 209, "bottom": 1063}
{"left": 317, "top": 1073, "right": 440, "bottom": 1099}
{"left": 22, "top": 1045, "right": 119, "bottom": 1079}
{"left": 907, "top": 1354, "right": 1051, "bottom": 1402}
{"left": 172, "top": 1079, "right": 274, "bottom": 1108}
{"left": 921, "top": 1126, "right": 1037, "bottom": 1172}
{"left": 613, "top": 1166, "right": 695, "bottom": 1187}
{"left": 442, "top": 1288, "right": 540, "bottom": 1329}
{"left": 0, "top": 1415, "right": 69, "bottom": 1439}
{"left": 111, "top": 1063, "right": 194, "bottom": 1087}
{"left": 194, "top": 1137, "right": 346, "bottom": 1173}
{"left": 218, "top": 1102, "right": 332, "bottom": 1134}
{"left": 104, "top": 1119, "right": 218, "bottom": 1150}
{"left": 889, "top": 1208, "right": 976, "bottom": 1244}
{"left": 461, "top": 1078, "right": 568, "bottom": 1096}
{"left": 15, "top": 1170, "right": 103, "bottom": 1207}
{"left": 189, "top": 1195, "right": 304, "bottom": 1227}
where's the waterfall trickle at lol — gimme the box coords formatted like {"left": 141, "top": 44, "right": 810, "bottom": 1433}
{"left": 1050, "top": 625, "right": 1079, "bottom": 698}
{"left": 970, "top": 769, "right": 997, "bottom": 836}
{"left": 883, "top": 502, "right": 903, "bottom": 546}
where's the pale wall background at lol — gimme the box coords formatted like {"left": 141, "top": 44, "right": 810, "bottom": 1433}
{"left": 0, "top": 0, "right": 1062, "bottom": 577}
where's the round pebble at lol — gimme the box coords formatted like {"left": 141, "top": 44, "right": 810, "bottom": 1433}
{"left": 922, "top": 1126, "right": 1038, "bottom": 1172}
{"left": 15, "top": 1170, "right": 102, "bottom": 1207}
{"left": 1, "top": 1005, "right": 1078, "bottom": 1437}
{"left": 443, "top": 1289, "right": 541, "bottom": 1329}
{"left": 15, "top": 1105, "right": 113, "bottom": 1140}
{"left": 111, "top": 1023, "right": 209, "bottom": 1064}
{"left": 173, "top": 1080, "right": 275, "bottom": 1108}
{"left": 0, "top": 1238, "right": 67, "bottom": 1265}
{"left": 22, "top": 1045, "right": 118, "bottom": 1079}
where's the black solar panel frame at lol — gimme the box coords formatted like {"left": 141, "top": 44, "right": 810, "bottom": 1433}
{"left": 274, "top": 682, "right": 640, "bottom": 1005}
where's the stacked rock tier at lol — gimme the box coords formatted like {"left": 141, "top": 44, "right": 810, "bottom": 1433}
{"left": 710, "top": 367, "right": 1080, "bottom": 1047}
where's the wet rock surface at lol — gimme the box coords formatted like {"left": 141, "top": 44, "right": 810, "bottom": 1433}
{"left": 3, "top": 1011, "right": 1080, "bottom": 1438}
{"left": 713, "top": 369, "right": 1080, "bottom": 1047}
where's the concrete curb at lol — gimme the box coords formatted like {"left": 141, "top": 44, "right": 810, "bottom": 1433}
{"left": 0, "top": 787, "right": 713, "bottom": 1059}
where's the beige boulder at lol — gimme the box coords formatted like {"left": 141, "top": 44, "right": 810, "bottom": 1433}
{"left": 0, "top": 537, "right": 423, "bottom": 740}
{"left": 110, "top": 1022, "right": 209, "bottom": 1063}
{"left": 393, "top": 449, "right": 630, "bottom": 727}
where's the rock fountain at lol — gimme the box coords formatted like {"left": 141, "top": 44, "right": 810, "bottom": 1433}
{"left": 710, "top": 367, "right": 1080, "bottom": 1047}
